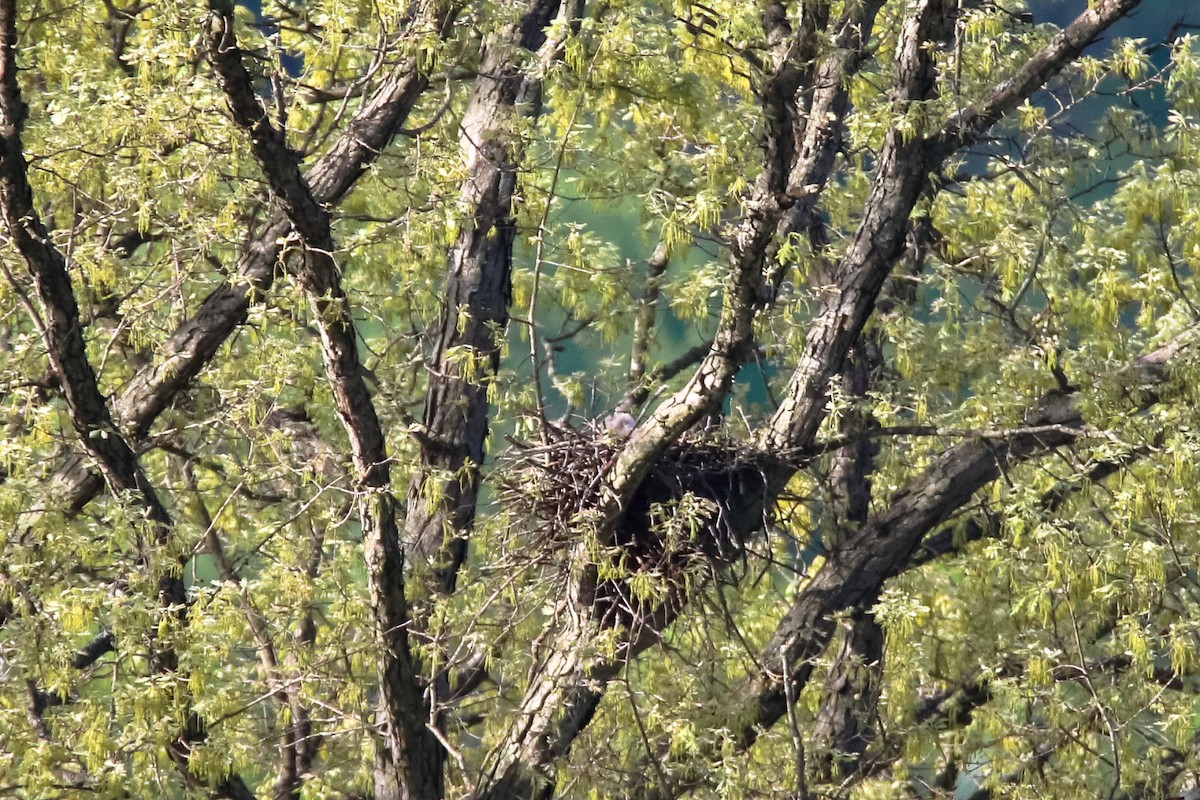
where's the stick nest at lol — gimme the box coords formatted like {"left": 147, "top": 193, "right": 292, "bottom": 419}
{"left": 497, "top": 423, "right": 773, "bottom": 568}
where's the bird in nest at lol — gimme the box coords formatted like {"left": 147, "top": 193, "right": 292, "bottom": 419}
{"left": 603, "top": 411, "right": 636, "bottom": 439}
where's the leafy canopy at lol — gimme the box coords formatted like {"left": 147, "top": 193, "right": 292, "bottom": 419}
{"left": 3, "top": 1, "right": 1200, "bottom": 799}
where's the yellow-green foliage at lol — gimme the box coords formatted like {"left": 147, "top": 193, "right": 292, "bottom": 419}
{"left": 3, "top": 1, "right": 1200, "bottom": 799}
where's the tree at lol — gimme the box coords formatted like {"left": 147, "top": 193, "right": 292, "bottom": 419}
{"left": 2, "top": 0, "right": 1200, "bottom": 797}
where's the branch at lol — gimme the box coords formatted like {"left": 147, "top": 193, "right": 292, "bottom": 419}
{"left": 182, "top": 460, "right": 319, "bottom": 800}
{"left": 703, "top": 330, "right": 1194, "bottom": 795}
{"left": 0, "top": 0, "right": 169, "bottom": 531}
{"left": 472, "top": 4, "right": 889, "bottom": 796}
{"left": 626, "top": 240, "right": 670, "bottom": 398}
{"left": 203, "top": 6, "right": 439, "bottom": 798}
{"left": 907, "top": 642, "right": 1192, "bottom": 800}
{"left": 205, "top": 2, "right": 575, "bottom": 794}
{"left": 932, "top": 0, "right": 1143, "bottom": 160}
{"left": 0, "top": 3, "right": 250, "bottom": 795}
{"left": 205, "top": 1, "right": 330, "bottom": 243}
{"left": 620, "top": 340, "right": 712, "bottom": 412}
{"left": 905, "top": 446, "right": 1147, "bottom": 570}
{"left": 71, "top": 631, "right": 116, "bottom": 670}
{"left": 761, "top": 0, "right": 958, "bottom": 457}
{"left": 810, "top": 339, "right": 884, "bottom": 785}
{"left": 47, "top": 0, "right": 459, "bottom": 515}
{"left": 471, "top": 593, "right": 686, "bottom": 800}
{"left": 609, "top": 0, "right": 885, "bottom": 503}
{"left": 404, "top": 0, "right": 577, "bottom": 594}
{"left": 764, "top": 0, "right": 1142, "bottom": 462}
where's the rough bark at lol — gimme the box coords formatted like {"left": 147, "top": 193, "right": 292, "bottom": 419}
{"left": 10, "top": 19, "right": 457, "bottom": 781}
{"left": 811, "top": 611, "right": 885, "bottom": 784}
{"left": 381, "top": 6, "right": 588, "bottom": 794}
{"left": 211, "top": 1, "right": 578, "bottom": 794}
{"left": 732, "top": 5, "right": 1143, "bottom": 784}
{"left": 47, "top": 0, "right": 458, "bottom": 513}
{"left": 811, "top": 341, "right": 884, "bottom": 785}
{"left": 203, "top": 7, "right": 442, "bottom": 798}
{"left": 0, "top": 2, "right": 250, "bottom": 795}
{"left": 2, "top": 0, "right": 1158, "bottom": 796}
{"left": 470, "top": 5, "right": 886, "bottom": 796}
{"left": 0, "top": 0, "right": 171, "bottom": 537}
{"left": 628, "top": 323, "right": 1186, "bottom": 798}
{"left": 473, "top": 597, "right": 685, "bottom": 800}
{"left": 404, "top": 0, "right": 570, "bottom": 595}
{"left": 931, "top": 0, "right": 1143, "bottom": 161}
{"left": 808, "top": 217, "right": 936, "bottom": 786}
{"left": 627, "top": 241, "right": 671, "bottom": 399}
{"left": 608, "top": 0, "right": 884, "bottom": 502}
{"left": 498, "top": 2, "right": 1146, "bottom": 795}
{"left": 766, "top": 0, "right": 1142, "bottom": 460}
{"left": 761, "top": 0, "right": 958, "bottom": 457}
{"left": 906, "top": 450, "right": 1142, "bottom": 571}
{"left": 731, "top": 329, "right": 1189, "bottom": 785}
